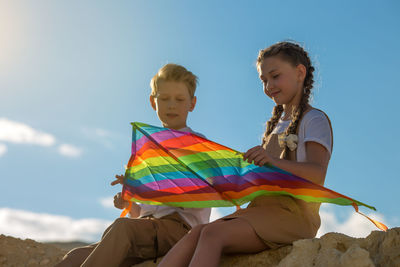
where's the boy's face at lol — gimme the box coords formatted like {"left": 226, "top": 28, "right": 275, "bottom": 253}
{"left": 150, "top": 81, "right": 196, "bottom": 130}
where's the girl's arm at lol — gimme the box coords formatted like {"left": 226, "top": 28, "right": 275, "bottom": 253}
{"left": 243, "top": 141, "right": 330, "bottom": 185}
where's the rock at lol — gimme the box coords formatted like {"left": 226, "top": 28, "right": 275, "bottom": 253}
{"left": 220, "top": 245, "right": 292, "bottom": 266}
{"left": 39, "top": 258, "right": 50, "bottom": 265}
{"left": 0, "top": 228, "right": 399, "bottom": 267}
{"left": 0, "top": 256, "right": 7, "bottom": 264}
{"left": 27, "top": 259, "right": 38, "bottom": 266}
{"left": 0, "top": 235, "right": 67, "bottom": 267}
{"left": 339, "top": 244, "right": 374, "bottom": 267}
{"left": 135, "top": 227, "right": 400, "bottom": 267}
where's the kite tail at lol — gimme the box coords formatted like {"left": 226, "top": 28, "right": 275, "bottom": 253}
{"left": 351, "top": 203, "right": 388, "bottom": 231}
{"left": 120, "top": 202, "right": 133, "bottom": 218}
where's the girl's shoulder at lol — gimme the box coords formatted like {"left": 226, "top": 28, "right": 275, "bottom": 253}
{"left": 302, "top": 108, "right": 330, "bottom": 123}
{"left": 300, "top": 108, "right": 333, "bottom": 152}
{"left": 301, "top": 108, "right": 332, "bottom": 131}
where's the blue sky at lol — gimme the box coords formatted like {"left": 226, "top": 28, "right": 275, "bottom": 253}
{"left": 1, "top": 0, "right": 399, "bottom": 242}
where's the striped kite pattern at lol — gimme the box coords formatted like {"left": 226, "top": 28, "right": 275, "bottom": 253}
{"left": 121, "top": 122, "right": 375, "bottom": 210}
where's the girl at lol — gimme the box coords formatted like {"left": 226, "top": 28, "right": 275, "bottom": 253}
{"left": 158, "top": 41, "right": 333, "bottom": 267}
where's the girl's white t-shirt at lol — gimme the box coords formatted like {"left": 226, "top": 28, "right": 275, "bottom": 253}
{"left": 271, "top": 109, "right": 332, "bottom": 162}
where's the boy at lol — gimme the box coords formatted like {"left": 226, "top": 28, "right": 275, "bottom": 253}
{"left": 57, "top": 64, "right": 211, "bottom": 267}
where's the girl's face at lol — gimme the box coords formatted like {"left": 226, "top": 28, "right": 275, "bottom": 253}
{"left": 258, "top": 56, "right": 305, "bottom": 107}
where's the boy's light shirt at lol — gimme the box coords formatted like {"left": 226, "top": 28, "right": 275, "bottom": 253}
{"left": 138, "top": 126, "right": 211, "bottom": 227}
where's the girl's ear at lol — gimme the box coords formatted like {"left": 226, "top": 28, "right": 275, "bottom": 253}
{"left": 189, "top": 96, "right": 197, "bottom": 112}
{"left": 296, "top": 64, "right": 307, "bottom": 83}
{"left": 150, "top": 95, "right": 157, "bottom": 111}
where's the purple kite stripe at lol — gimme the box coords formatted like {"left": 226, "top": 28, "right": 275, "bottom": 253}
{"left": 212, "top": 177, "right": 322, "bottom": 193}
{"left": 126, "top": 173, "right": 318, "bottom": 195}
{"left": 206, "top": 170, "right": 302, "bottom": 186}
{"left": 127, "top": 177, "right": 212, "bottom": 192}
{"left": 211, "top": 172, "right": 323, "bottom": 191}
{"left": 134, "top": 129, "right": 205, "bottom": 153}
{"left": 124, "top": 184, "right": 218, "bottom": 197}
{"left": 131, "top": 142, "right": 136, "bottom": 155}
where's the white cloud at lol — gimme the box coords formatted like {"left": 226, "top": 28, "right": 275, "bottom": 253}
{"left": 1, "top": 205, "right": 389, "bottom": 244}
{"left": 317, "top": 205, "right": 388, "bottom": 238}
{"left": 0, "top": 208, "right": 111, "bottom": 242}
{"left": 82, "top": 127, "right": 119, "bottom": 149}
{"left": 0, "top": 206, "right": 223, "bottom": 243}
{"left": 0, "top": 118, "right": 56, "bottom": 146}
{"left": 0, "top": 143, "right": 7, "bottom": 156}
{"left": 58, "top": 144, "right": 83, "bottom": 157}
{"left": 94, "top": 128, "right": 112, "bottom": 138}
{"left": 99, "top": 196, "right": 114, "bottom": 209}
{"left": 0, "top": 118, "right": 84, "bottom": 158}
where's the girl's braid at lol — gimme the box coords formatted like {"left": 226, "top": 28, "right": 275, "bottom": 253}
{"left": 257, "top": 42, "right": 315, "bottom": 154}
{"left": 262, "top": 104, "right": 283, "bottom": 145}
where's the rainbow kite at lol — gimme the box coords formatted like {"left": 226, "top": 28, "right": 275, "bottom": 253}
{"left": 121, "top": 122, "right": 387, "bottom": 231}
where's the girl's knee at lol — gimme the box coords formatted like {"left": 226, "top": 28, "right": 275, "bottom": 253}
{"left": 185, "top": 224, "right": 204, "bottom": 240}
{"left": 199, "top": 224, "right": 224, "bottom": 242}
{"left": 189, "top": 224, "right": 204, "bottom": 234}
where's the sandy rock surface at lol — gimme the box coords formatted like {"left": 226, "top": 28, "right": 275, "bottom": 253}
{"left": 137, "top": 227, "right": 400, "bottom": 267}
{"left": 0, "top": 235, "right": 66, "bottom": 267}
{"left": 1, "top": 227, "right": 399, "bottom": 266}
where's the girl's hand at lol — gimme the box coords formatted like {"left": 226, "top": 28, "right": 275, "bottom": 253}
{"left": 111, "top": 174, "right": 124, "bottom": 186}
{"left": 243, "top": 145, "right": 274, "bottom": 167}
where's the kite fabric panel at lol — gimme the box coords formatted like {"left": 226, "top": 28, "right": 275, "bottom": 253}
{"left": 121, "top": 122, "right": 387, "bottom": 231}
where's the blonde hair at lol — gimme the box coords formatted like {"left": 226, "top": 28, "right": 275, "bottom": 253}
{"left": 150, "top": 63, "right": 198, "bottom": 98}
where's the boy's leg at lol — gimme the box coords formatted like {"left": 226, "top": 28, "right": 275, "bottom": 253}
{"left": 54, "top": 243, "right": 97, "bottom": 267}
{"left": 80, "top": 217, "right": 155, "bottom": 266}
{"left": 151, "top": 213, "right": 191, "bottom": 258}
{"left": 81, "top": 213, "right": 190, "bottom": 267}
{"left": 55, "top": 218, "right": 117, "bottom": 267}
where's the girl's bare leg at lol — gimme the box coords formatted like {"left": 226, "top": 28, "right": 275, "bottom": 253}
{"left": 189, "top": 218, "right": 268, "bottom": 267}
{"left": 158, "top": 224, "right": 205, "bottom": 267}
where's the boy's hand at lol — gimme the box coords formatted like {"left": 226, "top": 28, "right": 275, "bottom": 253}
{"left": 113, "top": 192, "right": 129, "bottom": 209}
{"left": 114, "top": 192, "right": 141, "bottom": 218}
{"left": 111, "top": 174, "right": 124, "bottom": 186}
{"left": 243, "top": 145, "right": 274, "bottom": 167}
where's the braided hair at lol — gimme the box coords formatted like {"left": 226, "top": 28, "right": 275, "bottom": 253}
{"left": 258, "top": 42, "right": 315, "bottom": 157}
